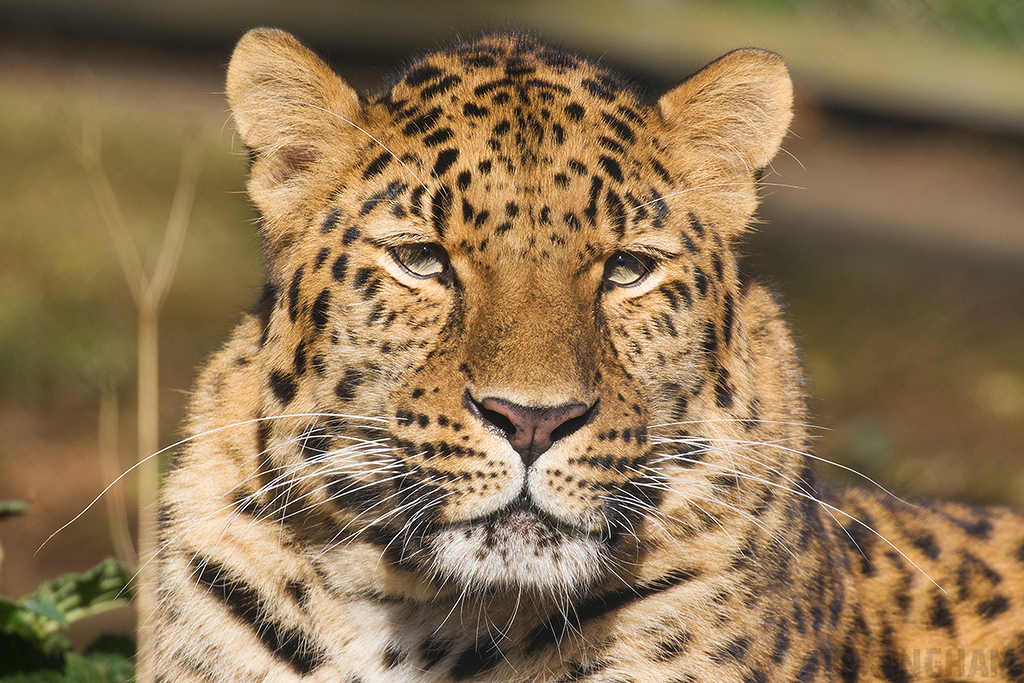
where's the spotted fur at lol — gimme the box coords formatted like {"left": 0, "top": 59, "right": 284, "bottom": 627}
{"left": 154, "top": 30, "right": 1024, "bottom": 683}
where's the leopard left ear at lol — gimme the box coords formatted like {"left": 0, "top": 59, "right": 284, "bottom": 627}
{"left": 658, "top": 49, "right": 792, "bottom": 173}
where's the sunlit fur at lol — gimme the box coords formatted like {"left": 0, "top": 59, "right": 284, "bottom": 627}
{"left": 153, "top": 29, "right": 1024, "bottom": 683}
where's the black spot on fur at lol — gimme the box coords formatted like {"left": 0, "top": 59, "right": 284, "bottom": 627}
{"left": 840, "top": 638, "right": 860, "bottom": 683}
{"left": 335, "top": 368, "right": 364, "bottom": 402}
{"left": 433, "top": 148, "right": 459, "bottom": 177}
{"left": 362, "top": 152, "right": 392, "bottom": 179}
{"left": 928, "top": 590, "right": 954, "bottom": 632}
{"left": 288, "top": 266, "right": 304, "bottom": 323}
{"left": 293, "top": 340, "right": 307, "bottom": 376}
{"left": 598, "top": 155, "right": 623, "bottom": 183}
{"left": 795, "top": 652, "right": 820, "bottom": 683}
{"left": 651, "top": 159, "right": 673, "bottom": 185}
{"left": 402, "top": 106, "right": 443, "bottom": 136}
{"left": 601, "top": 112, "right": 635, "bottom": 142}
{"left": 879, "top": 625, "right": 910, "bottom": 683}
{"left": 332, "top": 254, "right": 349, "bottom": 283}
{"left": 605, "top": 190, "right": 626, "bottom": 238}
{"left": 715, "top": 368, "right": 735, "bottom": 410}
{"left": 910, "top": 531, "right": 940, "bottom": 560}
{"left": 771, "top": 618, "right": 790, "bottom": 663}
{"left": 651, "top": 634, "right": 692, "bottom": 663}
{"left": 313, "top": 247, "right": 330, "bottom": 270}
{"left": 584, "top": 176, "right": 603, "bottom": 225}
{"left": 270, "top": 371, "right": 297, "bottom": 405}
{"left": 420, "top": 75, "right": 462, "bottom": 100}
{"left": 581, "top": 78, "right": 615, "bottom": 102}
{"left": 311, "top": 289, "right": 331, "bottom": 331}
{"left": 421, "top": 638, "right": 453, "bottom": 670}
{"left": 598, "top": 135, "right": 625, "bottom": 156}
{"left": 710, "top": 636, "right": 750, "bottom": 664}
{"left": 978, "top": 594, "right": 1010, "bottom": 620}
{"left": 431, "top": 187, "right": 452, "bottom": 237}
{"left": 360, "top": 181, "right": 408, "bottom": 216}
{"left": 694, "top": 268, "right": 709, "bottom": 297}
{"left": 552, "top": 123, "right": 565, "bottom": 145}
{"left": 343, "top": 226, "right": 361, "bottom": 246}
{"left": 382, "top": 644, "right": 406, "bottom": 668}
{"left": 404, "top": 65, "right": 444, "bottom": 86}
{"left": 299, "top": 429, "right": 331, "bottom": 460}
{"left": 424, "top": 128, "right": 454, "bottom": 148}
{"left": 321, "top": 208, "right": 341, "bottom": 233}
{"left": 254, "top": 281, "right": 278, "bottom": 348}
{"left": 1004, "top": 635, "right": 1024, "bottom": 683}
{"left": 701, "top": 321, "right": 718, "bottom": 355}
{"left": 688, "top": 212, "right": 705, "bottom": 236}
{"left": 722, "top": 293, "right": 735, "bottom": 347}
{"left": 954, "top": 515, "right": 993, "bottom": 539}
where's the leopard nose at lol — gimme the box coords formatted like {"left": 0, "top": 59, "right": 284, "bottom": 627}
{"left": 472, "top": 395, "right": 596, "bottom": 466}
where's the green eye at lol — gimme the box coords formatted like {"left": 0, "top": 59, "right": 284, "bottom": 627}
{"left": 603, "top": 251, "right": 654, "bottom": 286}
{"left": 390, "top": 243, "right": 450, "bottom": 278}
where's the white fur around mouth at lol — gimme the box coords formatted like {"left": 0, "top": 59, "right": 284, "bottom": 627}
{"left": 428, "top": 509, "right": 605, "bottom": 594}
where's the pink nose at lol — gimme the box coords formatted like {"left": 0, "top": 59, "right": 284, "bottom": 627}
{"left": 475, "top": 396, "right": 593, "bottom": 465}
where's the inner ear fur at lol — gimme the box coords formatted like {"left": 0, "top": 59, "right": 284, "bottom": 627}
{"left": 227, "top": 28, "right": 361, "bottom": 225}
{"left": 658, "top": 48, "right": 793, "bottom": 174}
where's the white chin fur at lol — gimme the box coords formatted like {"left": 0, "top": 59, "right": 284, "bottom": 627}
{"left": 428, "top": 511, "right": 605, "bottom": 594}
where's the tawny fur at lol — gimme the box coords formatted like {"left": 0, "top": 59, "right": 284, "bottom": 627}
{"left": 154, "top": 29, "right": 1024, "bottom": 683}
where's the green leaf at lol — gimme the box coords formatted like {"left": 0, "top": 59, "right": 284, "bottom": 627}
{"left": 20, "top": 601, "right": 67, "bottom": 629}
{"left": 64, "top": 652, "right": 134, "bottom": 683}
{"left": 26, "top": 559, "right": 132, "bottom": 629}
{"left": 0, "top": 501, "right": 27, "bottom": 521}
{"left": 0, "top": 670, "right": 67, "bottom": 683}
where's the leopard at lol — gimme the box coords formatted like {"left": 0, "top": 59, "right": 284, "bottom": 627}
{"left": 153, "top": 28, "right": 1024, "bottom": 683}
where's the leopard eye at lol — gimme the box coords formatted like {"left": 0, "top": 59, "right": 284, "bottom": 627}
{"left": 390, "top": 243, "right": 450, "bottom": 278}
{"left": 603, "top": 251, "right": 654, "bottom": 287}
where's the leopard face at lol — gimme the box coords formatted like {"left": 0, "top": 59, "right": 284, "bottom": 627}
{"left": 225, "top": 30, "right": 795, "bottom": 598}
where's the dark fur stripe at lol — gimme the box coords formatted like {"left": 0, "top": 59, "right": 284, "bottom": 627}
{"left": 190, "top": 557, "right": 327, "bottom": 675}
{"left": 527, "top": 567, "right": 699, "bottom": 654}
{"left": 450, "top": 638, "right": 502, "bottom": 680}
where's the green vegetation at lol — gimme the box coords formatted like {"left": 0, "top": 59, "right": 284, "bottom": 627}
{"left": 1, "top": 502, "right": 133, "bottom": 681}
{"left": 724, "top": 0, "right": 1024, "bottom": 47}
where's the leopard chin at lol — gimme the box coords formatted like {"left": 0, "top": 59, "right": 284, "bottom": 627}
{"left": 426, "top": 502, "right": 609, "bottom": 595}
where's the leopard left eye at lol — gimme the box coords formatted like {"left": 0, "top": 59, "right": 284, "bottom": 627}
{"left": 603, "top": 251, "right": 655, "bottom": 287}
{"left": 390, "top": 243, "right": 450, "bottom": 278}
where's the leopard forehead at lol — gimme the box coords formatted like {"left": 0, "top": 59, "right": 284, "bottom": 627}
{"left": 346, "top": 34, "right": 681, "bottom": 259}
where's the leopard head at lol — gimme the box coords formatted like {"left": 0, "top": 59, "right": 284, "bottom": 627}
{"left": 226, "top": 29, "right": 798, "bottom": 598}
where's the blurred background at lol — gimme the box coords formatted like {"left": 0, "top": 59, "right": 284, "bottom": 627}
{"left": 1, "top": 0, "right": 1023, "bottom": 648}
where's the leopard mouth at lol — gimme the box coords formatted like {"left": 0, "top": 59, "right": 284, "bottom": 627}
{"left": 424, "top": 493, "right": 610, "bottom": 594}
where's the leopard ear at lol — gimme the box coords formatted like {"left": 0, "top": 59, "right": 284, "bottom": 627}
{"left": 227, "top": 28, "right": 361, "bottom": 227}
{"left": 658, "top": 49, "right": 792, "bottom": 173}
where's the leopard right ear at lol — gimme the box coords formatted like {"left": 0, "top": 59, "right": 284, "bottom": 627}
{"left": 658, "top": 48, "right": 792, "bottom": 174}
{"left": 227, "top": 28, "right": 361, "bottom": 229}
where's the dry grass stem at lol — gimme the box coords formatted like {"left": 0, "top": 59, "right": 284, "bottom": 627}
{"left": 99, "top": 381, "right": 136, "bottom": 570}
{"left": 79, "top": 124, "right": 202, "bottom": 683}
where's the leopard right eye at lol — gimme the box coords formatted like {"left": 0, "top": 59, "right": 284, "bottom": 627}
{"left": 390, "top": 243, "right": 450, "bottom": 278}
{"left": 603, "top": 251, "right": 655, "bottom": 287}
